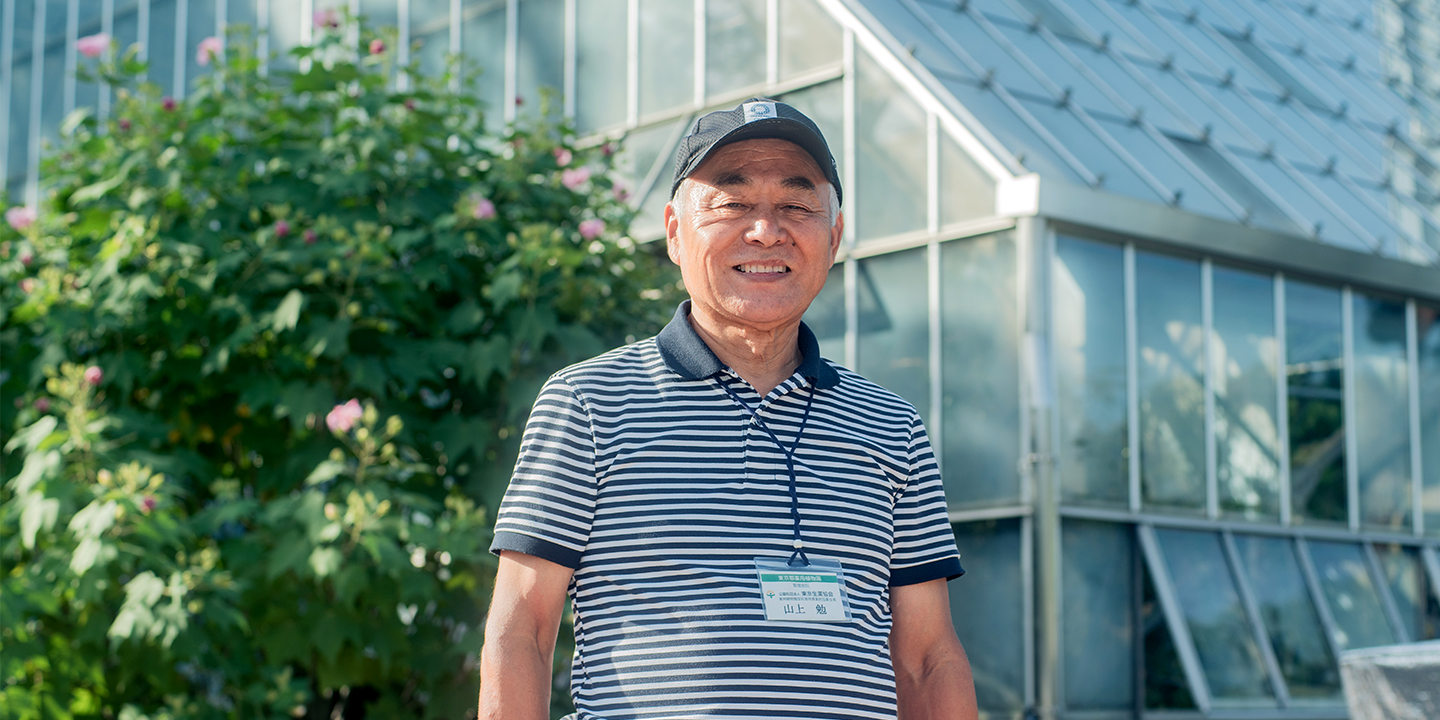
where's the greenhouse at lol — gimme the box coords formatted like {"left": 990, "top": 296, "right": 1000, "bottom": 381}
{"left": 3, "top": 0, "right": 1439, "bottom": 718}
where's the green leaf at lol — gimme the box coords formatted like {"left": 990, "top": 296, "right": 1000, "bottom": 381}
{"left": 305, "top": 459, "right": 346, "bottom": 486}
{"left": 271, "top": 289, "right": 306, "bottom": 332}
{"left": 309, "top": 547, "right": 343, "bottom": 578}
{"left": 71, "top": 153, "right": 141, "bottom": 204}
{"left": 19, "top": 494, "right": 60, "bottom": 550}
{"left": 487, "top": 271, "right": 524, "bottom": 309}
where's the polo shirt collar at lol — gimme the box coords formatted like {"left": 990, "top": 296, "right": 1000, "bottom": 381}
{"left": 656, "top": 300, "right": 841, "bottom": 390}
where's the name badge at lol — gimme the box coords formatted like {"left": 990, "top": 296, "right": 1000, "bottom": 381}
{"left": 754, "top": 557, "right": 852, "bottom": 622}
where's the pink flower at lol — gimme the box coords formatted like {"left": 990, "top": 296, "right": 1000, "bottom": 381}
{"left": 5, "top": 206, "right": 37, "bottom": 231}
{"left": 303, "top": 229, "right": 317, "bottom": 245}
{"left": 601, "top": 143, "right": 615, "bottom": 157}
{"left": 579, "top": 218, "right": 606, "bottom": 240}
{"left": 19, "top": 249, "right": 34, "bottom": 266}
{"left": 84, "top": 366, "right": 103, "bottom": 386}
{"left": 369, "top": 38, "right": 386, "bottom": 55}
{"left": 561, "top": 167, "right": 591, "bottom": 190}
{"left": 118, "top": 118, "right": 131, "bottom": 131}
{"left": 161, "top": 97, "right": 176, "bottom": 111}
{"left": 314, "top": 8, "right": 339, "bottom": 28}
{"left": 274, "top": 220, "right": 290, "bottom": 238}
{"left": 140, "top": 496, "right": 157, "bottom": 514}
{"left": 19, "top": 278, "right": 36, "bottom": 294}
{"left": 553, "top": 148, "right": 573, "bottom": 167}
{"left": 404, "top": 98, "right": 416, "bottom": 111}
{"left": 77, "top": 33, "right": 109, "bottom": 58}
{"left": 196, "top": 36, "right": 222, "bottom": 66}
{"left": 514, "top": 96, "right": 524, "bottom": 106}
{"left": 471, "top": 195, "right": 496, "bottom": 220}
{"left": 613, "top": 179, "right": 630, "bottom": 202}
{"left": 33, "top": 397, "right": 51, "bottom": 413}
{"left": 326, "top": 399, "right": 363, "bottom": 434}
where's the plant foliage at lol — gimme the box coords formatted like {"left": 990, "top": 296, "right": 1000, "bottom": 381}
{"left": 1, "top": 18, "right": 676, "bottom": 719}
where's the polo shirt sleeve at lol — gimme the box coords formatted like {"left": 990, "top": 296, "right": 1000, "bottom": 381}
{"left": 889, "top": 413, "right": 964, "bottom": 587}
{"left": 489, "top": 374, "right": 598, "bottom": 569}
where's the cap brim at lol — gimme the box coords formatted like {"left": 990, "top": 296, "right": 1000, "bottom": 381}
{"left": 671, "top": 117, "right": 838, "bottom": 200}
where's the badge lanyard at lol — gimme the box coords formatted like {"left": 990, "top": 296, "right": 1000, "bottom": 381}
{"left": 716, "top": 376, "right": 816, "bottom": 568}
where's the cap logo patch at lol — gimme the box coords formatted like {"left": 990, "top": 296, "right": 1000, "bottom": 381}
{"left": 743, "top": 101, "right": 777, "bottom": 124}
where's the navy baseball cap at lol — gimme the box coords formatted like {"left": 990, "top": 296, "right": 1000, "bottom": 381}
{"left": 669, "top": 98, "right": 843, "bottom": 204}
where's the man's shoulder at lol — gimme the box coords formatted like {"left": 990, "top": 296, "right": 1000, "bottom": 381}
{"left": 549, "top": 337, "right": 665, "bottom": 389}
{"left": 819, "top": 360, "right": 924, "bottom": 424}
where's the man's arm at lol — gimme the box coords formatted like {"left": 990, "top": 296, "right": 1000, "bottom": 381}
{"left": 890, "top": 578, "right": 979, "bottom": 720}
{"left": 478, "top": 550, "right": 575, "bottom": 720}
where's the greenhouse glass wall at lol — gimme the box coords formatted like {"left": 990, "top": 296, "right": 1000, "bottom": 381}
{"left": 4, "top": 0, "right": 1440, "bottom": 717}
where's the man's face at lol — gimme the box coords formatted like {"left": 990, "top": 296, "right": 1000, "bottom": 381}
{"left": 665, "top": 138, "right": 844, "bottom": 333}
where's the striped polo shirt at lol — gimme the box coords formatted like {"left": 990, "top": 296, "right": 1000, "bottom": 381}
{"left": 491, "top": 301, "right": 963, "bottom": 720}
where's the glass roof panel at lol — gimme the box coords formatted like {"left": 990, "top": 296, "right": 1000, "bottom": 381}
{"left": 1307, "top": 540, "right": 1399, "bottom": 650}
{"left": 1154, "top": 528, "right": 1277, "bottom": 702}
{"left": 1091, "top": 114, "right": 1241, "bottom": 220}
{"left": 1053, "top": 0, "right": 1161, "bottom": 59}
{"left": 1229, "top": 151, "right": 1370, "bottom": 249}
{"left": 985, "top": 15, "right": 1125, "bottom": 117}
{"left": 1055, "top": 35, "right": 1190, "bottom": 133}
{"left": 1128, "top": 62, "right": 1249, "bottom": 146}
{"left": 1231, "top": 534, "right": 1343, "bottom": 700}
{"left": 856, "top": 0, "right": 979, "bottom": 80}
{"left": 940, "top": 76, "right": 1090, "bottom": 183}
{"left": 1014, "top": 94, "right": 1166, "bottom": 201}
{"left": 911, "top": 2, "right": 1057, "bottom": 99}
{"left": 1299, "top": 168, "right": 1403, "bottom": 256}
{"left": 1167, "top": 134, "right": 1302, "bottom": 233}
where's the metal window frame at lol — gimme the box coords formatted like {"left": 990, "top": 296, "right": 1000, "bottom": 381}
{"left": 25, "top": 0, "right": 45, "bottom": 206}
{"left": 1362, "top": 541, "right": 1411, "bottom": 643}
{"left": 764, "top": 0, "right": 776, "bottom": 87}
{"left": 1408, "top": 300, "right": 1424, "bottom": 537}
{"left": 1036, "top": 219, "right": 1061, "bottom": 719}
{"left": 64, "top": 0, "right": 79, "bottom": 115}
{"left": 561, "top": 0, "right": 574, "bottom": 119}
{"left": 173, "top": 0, "right": 187, "bottom": 98}
{"left": 446, "top": 0, "right": 458, "bottom": 91}
{"left": 138, "top": 0, "right": 150, "bottom": 66}
{"left": 625, "top": 0, "right": 637, "bottom": 127}
{"left": 1276, "top": 273, "right": 1292, "bottom": 527}
{"left": 396, "top": 0, "right": 409, "bottom": 90}
{"left": 1204, "top": 259, "right": 1219, "bottom": 519}
{"left": 1126, "top": 242, "right": 1141, "bottom": 513}
{"left": 1424, "top": 547, "right": 1440, "bottom": 608}
{"left": 1137, "top": 522, "right": 1215, "bottom": 714}
{"left": 1293, "top": 537, "right": 1346, "bottom": 666}
{"left": 1342, "top": 286, "right": 1359, "bottom": 532}
{"left": 256, "top": 0, "right": 268, "bottom": 77}
{"left": 0, "top": 0, "right": 15, "bottom": 197}
{"left": 1221, "top": 529, "right": 1292, "bottom": 707}
{"left": 691, "top": 0, "right": 703, "bottom": 108}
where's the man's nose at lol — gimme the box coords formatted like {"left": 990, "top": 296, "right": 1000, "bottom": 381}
{"left": 744, "top": 208, "right": 786, "bottom": 246}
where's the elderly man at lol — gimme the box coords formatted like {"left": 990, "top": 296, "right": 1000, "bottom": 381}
{"left": 479, "top": 99, "right": 977, "bottom": 720}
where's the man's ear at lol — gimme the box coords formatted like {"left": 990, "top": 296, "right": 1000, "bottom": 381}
{"left": 664, "top": 202, "right": 682, "bottom": 265}
{"left": 828, "top": 210, "right": 845, "bottom": 262}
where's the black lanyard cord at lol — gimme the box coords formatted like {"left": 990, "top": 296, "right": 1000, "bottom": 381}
{"left": 716, "top": 376, "right": 817, "bottom": 568}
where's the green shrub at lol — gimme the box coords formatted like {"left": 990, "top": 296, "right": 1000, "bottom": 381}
{"left": 1, "top": 18, "right": 676, "bottom": 719}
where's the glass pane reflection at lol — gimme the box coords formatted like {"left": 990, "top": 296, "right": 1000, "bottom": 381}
{"left": 1213, "top": 267, "right": 1281, "bottom": 519}
{"left": 576, "top": 0, "right": 629, "bottom": 133}
{"left": 706, "top": 0, "right": 766, "bottom": 98}
{"left": 1054, "top": 237, "right": 1128, "bottom": 506}
{"left": 803, "top": 264, "right": 845, "bottom": 366}
{"left": 777, "top": 81, "right": 844, "bottom": 180}
{"left": 950, "top": 520, "right": 1024, "bottom": 714}
{"left": 516, "top": 0, "right": 564, "bottom": 116}
{"left": 1287, "top": 281, "right": 1347, "bottom": 525}
{"left": 940, "top": 130, "right": 996, "bottom": 227}
{"left": 1143, "top": 566, "right": 1197, "bottom": 709}
{"left": 1421, "top": 303, "right": 1440, "bottom": 536}
{"left": 1307, "top": 540, "right": 1397, "bottom": 649}
{"left": 941, "top": 234, "right": 1019, "bottom": 507}
{"left": 1062, "top": 520, "right": 1134, "bottom": 710}
{"left": 1374, "top": 544, "right": 1440, "bottom": 641}
{"left": 462, "top": 0, "right": 507, "bottom": 131}
{"left": 1231, "top": 535, "right": 1341, "bottom": 699}
{"left": 779, "top": 0, "right": 842, "bottom": 80}
{"left": 1137, "top": 253, "right": 1205, "bottom": 511}
{"left": 1154, "top": 528, "right": 1274, "bottom": 701}
{"left": 1352, "top": 294, "right": 1412, "bottom": 530}
{"left": 638, "top": 0, "right": 694, "bottom": 117}
{"left": 855, "top": 248, "right": 929, "bottom": 420}
{"left": 856, "top": 50, "right": 928, "bottom": 242}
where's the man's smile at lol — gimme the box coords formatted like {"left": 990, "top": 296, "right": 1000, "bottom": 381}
{"left": 735, "top": 263, "right": 791, "bottom": 274}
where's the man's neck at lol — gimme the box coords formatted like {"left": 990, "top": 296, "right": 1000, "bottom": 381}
{"left": 687, "top": 310, "right": 802, "bottom": 397}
